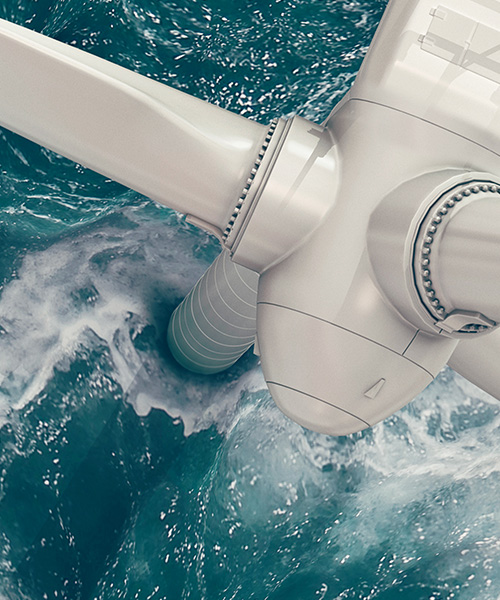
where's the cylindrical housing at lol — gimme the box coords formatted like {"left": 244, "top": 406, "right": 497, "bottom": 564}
{"left": 438, "top": 197, "right": 500, "bottom": 323}
{"left": 167, "top": 251, "right": 258, "bottom": 374}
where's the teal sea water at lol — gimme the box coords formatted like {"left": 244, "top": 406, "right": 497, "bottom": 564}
{"left": 0, "top": 1, "right": 500, "bottom": 598}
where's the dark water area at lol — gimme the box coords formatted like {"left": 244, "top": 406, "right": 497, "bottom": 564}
{"left": 0, "top": 1, "right": 500, "bottom": 599}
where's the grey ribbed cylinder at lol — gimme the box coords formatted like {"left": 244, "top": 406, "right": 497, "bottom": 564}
{"left": 167, "top": 251, "right": 259, "bottom": 374}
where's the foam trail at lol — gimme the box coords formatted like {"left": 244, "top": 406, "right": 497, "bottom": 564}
{"left": 0, "top": 202, "right": 265, "bottom": 435}
{"left": 91, "top": 364, "right": 500, "bottom": 599}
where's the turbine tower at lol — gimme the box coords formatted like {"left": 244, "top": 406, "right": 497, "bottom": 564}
{"left": 0, "top": 0, "right": 499, "bottom": 435}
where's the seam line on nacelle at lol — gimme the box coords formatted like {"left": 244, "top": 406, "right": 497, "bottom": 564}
{"left": 266, "top": 381, "right": 371, "bottom": 428}
{"left": 402, "top": 331, "right": 420, "bottom": 356}
{"left": 350, "top": 98, "right": 500, "bottom": 159}
{"left": 258, "top": 301, "right": 434, "bottom": 379}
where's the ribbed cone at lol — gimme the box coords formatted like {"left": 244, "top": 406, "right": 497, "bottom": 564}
{"left": 167, "top": 251, "right": 258, "bottom": 374}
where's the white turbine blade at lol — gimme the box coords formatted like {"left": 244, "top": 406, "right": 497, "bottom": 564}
{"left": 449, "top": 334, "right": 500, "bottom": 402}
{"left": 0, "top": 18, "right": 268, "bottom": 230}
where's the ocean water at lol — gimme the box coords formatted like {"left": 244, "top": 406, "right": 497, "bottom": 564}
{"left": 0, "top": 0, "right": 500, "bottom": 599}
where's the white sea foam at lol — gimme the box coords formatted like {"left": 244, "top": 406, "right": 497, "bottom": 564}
{"left": 0, "top": 204, "right": 266, "bottom": 435}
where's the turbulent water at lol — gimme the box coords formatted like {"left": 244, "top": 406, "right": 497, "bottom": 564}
{"left": 0, "top": 0, "right": 499, "bottom": 598}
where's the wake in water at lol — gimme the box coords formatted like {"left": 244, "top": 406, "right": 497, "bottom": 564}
{"left": 0, "top": 198, "right": 264, "bottom": 434}
{"left": 91, "top": 371, "right": 500, "bottom": 600}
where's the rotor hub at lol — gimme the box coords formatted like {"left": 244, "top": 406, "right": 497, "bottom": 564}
{"left": 412, "top": 180, "right": 500, "bottom": 336}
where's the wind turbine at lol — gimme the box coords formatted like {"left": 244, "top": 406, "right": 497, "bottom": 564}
{"left": 1, "top": 0, "right": 499, "bottom": 436}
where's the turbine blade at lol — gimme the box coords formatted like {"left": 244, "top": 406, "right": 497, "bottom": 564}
{"left": 449, "top": 334, "right": 500, "bottom": 402}
{"left": 0, "top": 18, "right": 268, "bottom": 230}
